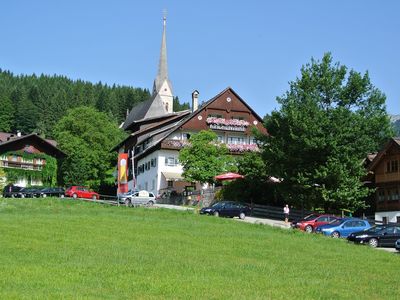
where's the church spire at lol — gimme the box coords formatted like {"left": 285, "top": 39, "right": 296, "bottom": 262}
{"left": 153, "top": 10, "right": 173, "bottom": 113}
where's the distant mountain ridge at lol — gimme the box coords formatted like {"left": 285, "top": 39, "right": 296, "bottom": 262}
{"left": 391, "top": 114, "right": 400, "bottom": 136}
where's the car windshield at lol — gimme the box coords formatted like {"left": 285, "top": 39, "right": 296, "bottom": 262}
{"left": 368, "top": 225, "right": 387, "bottom": 232}
{"left": 329, "top": 219, "right": 345, "bottom": 226}
{"left": 211, "top": 202, "right": 225, "bottom": 208}
{"left": 303, "top": 214, "right": 318, "bottom": 221}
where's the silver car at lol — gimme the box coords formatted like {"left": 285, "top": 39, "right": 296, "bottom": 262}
{"left": 124, "top": 190, "right": 156, "bottom": 206}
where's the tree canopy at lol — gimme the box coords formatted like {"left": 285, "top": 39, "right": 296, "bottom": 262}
{"left": 53, "top": 106, "right": 126, "bottom": 190}
{"left": 259, "top": 53, "right": 393, "bottom": 212}
{"left": 179, "top": 130, "right": 236, "bottom": 185}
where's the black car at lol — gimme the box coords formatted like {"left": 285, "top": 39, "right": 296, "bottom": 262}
{"left": 17, "top": 186, "right": 44, "bottom": 198}
{"left": 2, "top": 184, "right": 23, "bottom": 198}
{"left": 200, "top": 201, "right": 251, "bottom": 220}
{"left": 39, "top": 187, "right": 65, "bottom": 198}
{"left": 347, "top": 224, "right": 400, "bottom": 248}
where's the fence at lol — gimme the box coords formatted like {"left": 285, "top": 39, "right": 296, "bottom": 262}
{"left": 249, "top": 203, "right": 312, "bottom": 221}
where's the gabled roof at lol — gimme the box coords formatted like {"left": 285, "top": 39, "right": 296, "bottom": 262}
{"left": 0, "top": 133, "right": 66, "bottom": 158}
{"left": 368, "top": 137, "right": 400, "bottom": 171}
{"left": 112, "top": 110, "right": 190, "bottom": 151}
{"left": 122, "top": 93, "right": 168, "bottom": 130}
{"left": 176, "top": 86, "right": 266, "bottom": 130}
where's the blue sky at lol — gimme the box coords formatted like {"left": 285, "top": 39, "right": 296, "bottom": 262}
{"left": 1, "top": 0, "right": 399, "bottom": 117}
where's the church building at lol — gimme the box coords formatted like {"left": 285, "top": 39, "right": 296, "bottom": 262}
{"left": 114, "top": 16, "right": 267, "bottom": 196}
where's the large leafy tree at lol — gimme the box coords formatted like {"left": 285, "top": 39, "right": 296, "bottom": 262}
{"left": 179, "top": 130, "right": 236, "bottom": 185}
{"left": 222, "top": 151, "right": 274, "bottom": 204}
{"left": 260, "top": 53, "right": 393, "bottom": 212}
{"left": 53, "top": 106, "right": 126, "bottom": 189}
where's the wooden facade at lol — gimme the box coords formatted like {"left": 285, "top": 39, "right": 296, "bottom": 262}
{"left": 368, "top": 138, "right": 400, "bottom": 223}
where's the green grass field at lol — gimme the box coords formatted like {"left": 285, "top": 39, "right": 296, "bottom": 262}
{"left": 0, "top": 198, "right": 399, "bottom": 299}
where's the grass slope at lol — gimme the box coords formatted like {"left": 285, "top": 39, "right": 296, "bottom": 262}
{"left": 0, "top": 198, "right": 399, "bottom": 299}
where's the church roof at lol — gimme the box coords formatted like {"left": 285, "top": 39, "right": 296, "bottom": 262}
{"left": 122, "top": 15, "right": 174, "bottom": 130}
{"left": 122, "top": 93, "right": 167, "bottom": 130}
{"left": 153, "top": 15, "right": 173, "bottom": 95}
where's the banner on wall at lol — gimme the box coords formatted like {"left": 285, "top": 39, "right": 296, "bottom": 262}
{"left": 118, "top": 153, "right": 129, "bottom": 194}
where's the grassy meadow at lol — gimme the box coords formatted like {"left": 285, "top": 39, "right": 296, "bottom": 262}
{"left": 0, "top": 198, "right": 399, "bottom": 299}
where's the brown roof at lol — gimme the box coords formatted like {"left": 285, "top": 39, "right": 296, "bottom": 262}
{"left": 0, "top": 132, "right": 58, "bottom": 146}
{"left": 0, "top": 132, "right": 65, "bottom": 158}
{"left": 368, "top": 137, "right": 400, "bottom": 171}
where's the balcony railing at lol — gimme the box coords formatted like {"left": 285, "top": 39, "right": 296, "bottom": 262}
{"left": 161, "top": 139, "right": 259, "bottom": 153}
{"left": 0, "top": 160, "right": 43, "bottom": 171}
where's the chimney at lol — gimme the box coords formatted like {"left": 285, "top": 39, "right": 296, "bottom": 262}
{"left": 191, "top": 90, "right": 199, "bottom": 112}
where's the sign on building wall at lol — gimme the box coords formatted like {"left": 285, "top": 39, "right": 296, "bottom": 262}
{"left": 118, "top": 153, "right": 128, "bottom": 194}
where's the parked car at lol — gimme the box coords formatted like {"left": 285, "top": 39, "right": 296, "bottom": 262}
{"left": 395, "top": 239, "right": 400, "bottom": 252}
{"left": 65, "top": 186, "right": 99, "bottom": 200}
{"left": 315, "top": 218, "right": 371, "bottom": 238}
{"left": 2, "top": 184, "right": 23, "bottom": 198}
{"left": 17, "top": 186, "right": 44, "bottom": 198}
{"left": 117, "top": 189, "right": 139, "bottom": 203}
{"left": 200, "top": 201, "right": 251, "bottom": 220}
{"left": 296, "top": 214, "right": 339, "bottom": 233}
{"left": 39, "top": 187, "right": 65, "bottom": 198}
{"left": 291, "top": 213, "right": 320, "bottom": 229}
{"left": 123, "top": 190, "right": 156, "bottom": 206}
{"left": 347, "top": 224, "right": 400, "bottom": 248}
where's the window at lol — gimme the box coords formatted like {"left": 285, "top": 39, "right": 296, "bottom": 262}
{"left": 387, "top": 188, "right": 399, "bottom": 201}
{"left": 217, "top": 136, "right": 225, "bottom": 143}
{"left": 377, "top": 189, "right": 385, "bottom": 202}
{"left": 167, "top": 180, "right": 173, "bottom": 188}
{"left": 382, "top": 217, "right": 388, "bottom": 224}
{"left": 392, "top": 160, "right": 399, "bottom": 172}
{"left": 151, "top": 158, "right": 157, "bottom": 167}
{"left": 183, "top": 133, "right": 191, "bottom": 140}
{"left": 165, "top": 157, "right": 175, "bottom": 166}
{"left": 232, "top": 116, "right": 245, "bottom": 121}
{"left": 208, "top": 114, "right": 223, "bottom": 118}
{"left": 397, "top": 216, "right": 400, "bottom": 224}
{"left": 145, "top": 182, "right": 148, "bottom": 191}
{"left": 250, "top": 137, "right": 257, "bottom": 145}
{"left": 228, "top": 136, "right": 246, "bottom": 145}
{"left": 317, "top": 217, "right": 328, "bottom": 222}
{"left": 152, "top": 179, "right": 155, "bottom": 190}
{"left": 386, "top": 160, "right": 399, "bottom": 173}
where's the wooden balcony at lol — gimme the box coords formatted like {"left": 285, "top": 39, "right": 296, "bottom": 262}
{"left": 0, "top": 160, "right": 43, "bottom": 171}
{"left": 375, "top": 172, "right": 400, "bottom": 183}
{"left": 160, "top": 139, "right": 260, "bottom": 153}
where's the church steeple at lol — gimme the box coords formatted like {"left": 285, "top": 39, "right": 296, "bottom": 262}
{"left": 153, "top": 11, "right": 174, "bottom": 113}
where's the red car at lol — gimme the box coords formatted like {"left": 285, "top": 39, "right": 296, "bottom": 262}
{"left": 65, "top": 186, "right": 99, "bottom": 200}
{"left": 296, "top": 214, "right": 338, "bottom": 233}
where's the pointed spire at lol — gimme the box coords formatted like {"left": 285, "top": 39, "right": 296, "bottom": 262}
{"left": 154, "top": 11, "right": 169, "bottom": 94}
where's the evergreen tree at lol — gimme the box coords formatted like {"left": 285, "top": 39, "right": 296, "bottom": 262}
{"left": 0, "top": 94, "right": 14, "bottom": 131}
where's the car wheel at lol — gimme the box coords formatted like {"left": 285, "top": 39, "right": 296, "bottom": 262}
{"left": 72, "top": 193, "right": 78, "bottom": 199}
{"left": 331, "top": 231, "right": 340, "bottom": 238}
{"left": 368, "top": 238, "right": 379, "bottom": 248}
{"left": 148, "top": 200, "right": 154, "bottom": 206}
{"left": 124, "top": 199, "right": 131, "bottom": 207}
{"left": 239, "top": 212, "right": 246, "bottom": 220}
{"left": 213, "top": 211, "right": 219, "bottom": 217}
{"left": 92, "top": 195, "right": 97, "bottom": 200}
{"left": 305, "top": 225, "right": 313, "bottom": 233}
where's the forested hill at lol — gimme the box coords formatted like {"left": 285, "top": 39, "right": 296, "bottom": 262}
{"left": 0, "top": 69, "right": 190, "bottom": 138}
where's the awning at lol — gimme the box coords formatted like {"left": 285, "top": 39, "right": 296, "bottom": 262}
{"left": 162, "top": 172, "right": 183, "bottom": 181}
{"left": 215, "top": 172, "right": 244, "bottom": 181}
